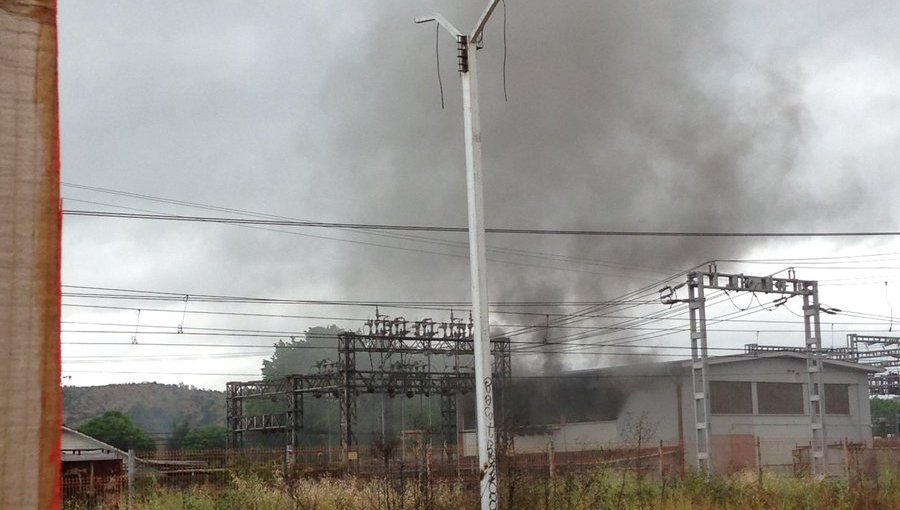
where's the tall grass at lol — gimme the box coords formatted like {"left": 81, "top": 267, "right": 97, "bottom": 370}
{"left": 63, "top": 469, "right": 900, "bottom": 510}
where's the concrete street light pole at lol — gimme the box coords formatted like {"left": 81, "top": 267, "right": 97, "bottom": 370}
{"left": 416, "top": 2, "right": 503, "bottom": 508}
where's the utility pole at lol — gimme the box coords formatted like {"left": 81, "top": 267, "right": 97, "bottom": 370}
{"left": 415, "top": 2, "right": 503, "bottom": 508}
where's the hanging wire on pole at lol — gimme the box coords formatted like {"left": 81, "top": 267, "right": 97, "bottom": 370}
{"left": 435, "top": 25, "right": 445, "bottom": 109}
{"left": 502, "top": 0, "right": 508, "bottom": 102}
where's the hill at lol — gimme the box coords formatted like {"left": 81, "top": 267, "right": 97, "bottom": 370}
{"left": 63, "top": 382, "right": 225, "bottom": 438}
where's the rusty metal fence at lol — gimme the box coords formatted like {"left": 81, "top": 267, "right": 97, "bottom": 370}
{"left": 61, "top": 439, "right": 900, "bottom": 507}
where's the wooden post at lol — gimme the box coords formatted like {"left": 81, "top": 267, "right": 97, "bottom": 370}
{"left": 0, "top": 2, "right": 62, "bottom": 509}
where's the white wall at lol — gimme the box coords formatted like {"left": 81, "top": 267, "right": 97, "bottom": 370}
{"left": 680, "top": 357, "right": 874, "bottom": 474}
{"left": 462, "top": 356, "right": 875, "bottom": 476}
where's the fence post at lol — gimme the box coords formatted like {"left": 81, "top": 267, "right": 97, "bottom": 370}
{"left": 756, "top": 437, "right": 762, "bottom": 486}
{"left": 658, "top": 440, "right": 664, "bottom": 480}
{"left": 286, "top": 444, "right": 295, "bottom": 473}
{"left": 843, "top": 438, "right": 850, "bottom": 480}
{"left": 127, "top": 449, "right": 135, "bottom": 510}
{"left": 548, "top": 439, "right": 556, "bottom": 479}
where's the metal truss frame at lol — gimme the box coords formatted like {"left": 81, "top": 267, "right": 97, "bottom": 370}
{"left": 747, "top": 334, "right": 900, "bottom": 394}
{"left": 664, "top": 264, "right": 826, "bottom": 477}
{"left": 226, "top": 314, "right": 511, "bottom": 465}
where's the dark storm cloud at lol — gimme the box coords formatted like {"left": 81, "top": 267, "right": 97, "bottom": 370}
{"left": 58, "top": 2, "right": 900, "bottom": 383}
{"left": 293, "top": 2, "right": 899, "bottom": 371}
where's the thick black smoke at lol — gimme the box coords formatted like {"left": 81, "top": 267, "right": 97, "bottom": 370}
{"left": 295, "top": 2, "right": 896, "bottom": 375}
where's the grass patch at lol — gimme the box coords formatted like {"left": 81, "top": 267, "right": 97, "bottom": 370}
{"left": 64, "top": 469, "right": 900, "bottom": 510}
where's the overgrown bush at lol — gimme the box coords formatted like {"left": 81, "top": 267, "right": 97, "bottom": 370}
{"left": 64, "top": 468, "right": 900, "bottom": 510}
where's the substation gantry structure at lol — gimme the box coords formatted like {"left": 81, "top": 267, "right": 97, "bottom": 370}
{"left": 661, "top": 264, "right": 828, "bottom": 477}
{"left": 226, "top": 313, "right": 511, "bottom": 463}
{"left": 747, "top": 333, "right": 900, "bottom": 395}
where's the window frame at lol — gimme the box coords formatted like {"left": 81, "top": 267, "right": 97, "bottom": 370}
{"left": 709, "top": 381, "right": 753, "bottom": 415}
{"left": 824, "top": 383, "right": 851, "bottom": 415}
{"left": 756, "top": 382, "right": 805, "bottom": 415}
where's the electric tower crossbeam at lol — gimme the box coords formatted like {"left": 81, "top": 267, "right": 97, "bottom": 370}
{"left": 847, "top": 334, "right": 900, "bottom": 393}
{"left": 667, "top": 265, "right": 827, "bottom": 477}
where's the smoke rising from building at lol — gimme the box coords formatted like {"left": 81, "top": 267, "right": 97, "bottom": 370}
{"left": 302, "top": 2, "right": 895, "bottom": 374}
{"left": 58, "top": 1, "right": 900, "bottom": 390}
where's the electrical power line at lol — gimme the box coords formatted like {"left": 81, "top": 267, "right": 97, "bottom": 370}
{"left": 61, "top": 183, "right": 679, "bottom": 277}
{"left": 63, "top": 209, "right": 900, "bottom": 237}
{"left": 61, "top": 302, "right": 890, "bottom": 327}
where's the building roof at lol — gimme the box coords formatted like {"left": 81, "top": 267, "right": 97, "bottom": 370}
{"left": 565, "top": 351, "right": 882, "bottom": 378}
{"left": 698, "top": 350, "right": 883, "bottom": 373}
{"left": 61, "top": 426, "right": 129, "bottom": 462}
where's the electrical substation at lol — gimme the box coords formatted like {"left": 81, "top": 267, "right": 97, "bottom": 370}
{"left": 226, "top": 314, "right": 511, "bottom": 462}
{"left": 224, "top": 268, "right": 900, "bottom": 479}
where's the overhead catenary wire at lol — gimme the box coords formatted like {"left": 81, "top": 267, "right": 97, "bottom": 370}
{"left": 62, "top": 284, "right": 657, "bottom": 309}
{"left": 59, "top": 252, "right": 897, "bottom": 379}
{"left": 65, "top": 183, "right": 900, "bottom": 274}
{"left": 525, "top": 293, "right": 796, "bottom": 353}
{"left": 60, "top": 294, "right": 892, "bottom": 356}
{"left": 61, "top": 302, "right": 891, "bottom": 326}
{"left": 61, "top": 195, "right": 676, "bottom": 280}
{"left": 70, "top": 267, "right": 841, "bottom": 349}
{"left": 62, "top": 321, "right": 877, "bottom": 340}
{"left": 62, "top": 183, "right": 680, "bottom": 275}
{"left": 63, "top": 368, "right": 855, "bottom": 379}
{"left": 64, "top": 368, "right": 848, "bottom": 380}
{"left": 62, "top": 209, "right": 900, "bottom": 237}
{"left": 61, "top": 265, "right": 894, "bottom": 358}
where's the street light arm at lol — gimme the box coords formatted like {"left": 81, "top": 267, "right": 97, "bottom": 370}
{"left": 470, "top": 0, "right": 503, "bottom": 41}
{"left": 415, "top": 14, "right": 463, "bottom": 38}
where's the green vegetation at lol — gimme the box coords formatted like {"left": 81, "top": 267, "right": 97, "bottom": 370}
{"left": 182, "top": 425, "right": 227, "bottom": 450}
{"left": 78, "top": 411, "right": 156, "bottom": 452}
{"left": 62, "top": 468, "right": 900, "bottom": 510}
{"left": 166, "top": 419, "right": 191, "bottom": 450}
{"left": 261, "top": 325, "right": 345, "bottom": 378}
{"left": 63, "top": 382, "right": 224, "bottom": 435}
{"left": 871, "top": 396, "right": 900, "bottom": 437}
{"left": 165, "top": 420, "right": 226, "bottom": 450}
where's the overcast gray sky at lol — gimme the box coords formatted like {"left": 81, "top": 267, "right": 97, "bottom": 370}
{"left": 58, "top": 1, "right": 900, "bottom": 389}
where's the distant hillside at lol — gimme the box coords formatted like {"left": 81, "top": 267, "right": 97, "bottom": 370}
{"left": 63, "top": 383, "right": 225, "bottom": 437}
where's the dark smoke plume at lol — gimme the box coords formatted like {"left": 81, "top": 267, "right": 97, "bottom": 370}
{"left": 301, "top": 1, "right": 894, "bottom": 374}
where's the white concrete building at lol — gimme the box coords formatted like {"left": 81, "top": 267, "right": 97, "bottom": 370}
{"left": 464, "top": 352, "right": 879, "bottom": 474}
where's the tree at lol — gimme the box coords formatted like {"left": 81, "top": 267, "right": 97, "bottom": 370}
{"left": 248, "top": 325, "right": 348, "bottom": 447}
{"left": 167, "top": 418, "right": 191, "bottom": 450}
{"left": 182, "top": 425, "right": 227, "bottom": 450}
{"left": 78, "top": 411, "right": 156, "bottom": 452}
{"left": 261, "top": 325, "right": 345, "bottom": 378}
{"left": 871, "top": 396, "right": 900, "bottom": 437}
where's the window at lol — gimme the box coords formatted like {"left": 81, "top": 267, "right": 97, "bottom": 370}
{"left": 825, "top": 384, "right": 850, "bottom": 415}
{"left": 757, "top": 382, "right": 804, "bottom": 414}
{"left": 710, "top": 381, "right": 752, "bottom": 414}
